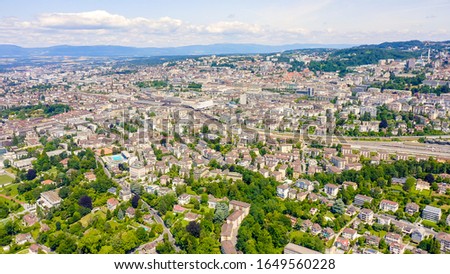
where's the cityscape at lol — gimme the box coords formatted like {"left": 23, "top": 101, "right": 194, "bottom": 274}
{"left": 1, "top": 1, "right": 450, "bottom": 256}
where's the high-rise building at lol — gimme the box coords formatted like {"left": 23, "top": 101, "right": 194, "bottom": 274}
{"left": 422, "top": 205, "right": 441, "bottom": 222}
{"left": 240, "top": 93, "right": 247, "bottom": 105}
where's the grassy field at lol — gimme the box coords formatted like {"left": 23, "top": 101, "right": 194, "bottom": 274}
{"left": 0, "top": 184, "right": 22, "bottom": 201}
{"left": 186, "top": 187, "right": 197, "bottom": 195}
{"left": 0, "top": 196, "right": 23, "bottom": 219}
{"left": 0, "top": 174, "right": 13, "bottom": 186}
{"left": 80, "top": 209, "right": 107, "bottom": 227}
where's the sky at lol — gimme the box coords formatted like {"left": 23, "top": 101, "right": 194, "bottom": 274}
{"left": 0, "top": 0, "right": 449, "bottom": 47}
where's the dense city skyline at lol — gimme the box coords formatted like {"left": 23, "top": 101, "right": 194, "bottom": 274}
{"left": 0, "top": 0, "right": 449, "bottom": 47}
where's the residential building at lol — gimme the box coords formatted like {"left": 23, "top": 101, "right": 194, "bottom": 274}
{"left": 389, "top": 242, "right": 405, "bottom": 254}
{"left": 322, "top": 227, "right": 335, "bottom": 240}
{"left": 422, "top": 205, "right": 441, "bottom": 222}
{"left": 296, "top": 179, "right": 314, "bottom": 191}
{"left": 130, "top": 162, "right": 146, "bottom": 179}
{"left": 37, "top": 190, "right": 62, "bottom": 210}
{"left": 385, "top": 232, "right": 402, "bottom": 244}
{"left": 177, "top": 193, "right": 191, "bottom": 206}
{"left": 106, "top": 198, "right": 119, "bottom": 211}
{"left": 331, "top": 156, "right": 346, "bottom": 169}
{"left": 342, "top": 228, "right": 357, "bottom": 240}
{"left": 379, "top": 199, "right": 399, "bottom": 212}
{"left": 366, "top": 235, "right": 380, "bottom": 246}
{"left": 335, "top": 237, "right": 350, "bottom": 251}
{"left": 405, "top": 203, "right": 420, "bottom": 215}
{"left": 354, "top": 194, "right": 373, "bottom": 206}
{"left": 229, "top": 200, "right": 251, "bottom": 216}
{"left": 311, "top": 223, "right": 322, "bottom": 235}
{"left": 342, "top": 181, "right": 358, "bottom": 190}
{"left": 324, "top": 183, "right": 339, "bottom": 196}
{"left": 411, "top": 229, "right": 426, "bottom": 243}
{"left": 359, "top": 208, "right": 374, "bottom": 223}
{"left": 436, "top": 232, "right": 450, "bottom": 253}
{"left": 277, "top": 184, "right": 290, "bottom": 199}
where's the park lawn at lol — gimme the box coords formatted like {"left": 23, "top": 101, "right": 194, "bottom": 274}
{"left": 0, "top": 196, "right": 23, "bottom": 212}
{"left": 421, "top": 220, "right": 439, "bottom": 230}
{"left": 42, "top": 166, "right": 58, "bottom": 177}
{"left": 180, "top": 219, "right": 190, "bottom": 227}
{"left": 200, "top": 204, "right": 213, "bottom": 214}
{"left": 191, "top": 205, "right": 213, "bottom": 215}
{"left": 80, "top": 210, "right": 106, "bottom": 227}
{"left": 107, "top": 220, "right": 120, "bottom": 230}
{"left": 186, "top": 187, "right": 197, "bottom": 195}
{"left": 30, "top": 227, "right": 41, "bottom": 239}
{"left": 324, "top": 211, "right": 335, "bottom": 220}
{"left": 418, "top": 189, "right": 431, "bottom": 196}
{"left": 342, "top": 215, "right": 351, "bottom": 222}
{"left": 17, "top": 249, "right": 30, "bottom": 254}
{"left": 390, "top": 185, "right": 404, "bottom": 192}
{"left": 370, "top": 230, "right": 387, "bottom": 238}
{"left": 326, "top": 237, "right": 335, "bottom": 248}
{"left": 0, "top": 174, "right": 14, "bottom": 185}
{"left": 441, "top": 204, "right": 450, "bottom": 211}
{"left": 0, "top": 183, "right": 19, "bottom": 196}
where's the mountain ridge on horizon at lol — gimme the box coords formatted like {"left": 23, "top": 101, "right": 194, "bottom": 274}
{"left": 0, "top": 42, "right": 355, "bottom": 57}
{"left": 0, "top": 40, "right": 448, "bottom": 57}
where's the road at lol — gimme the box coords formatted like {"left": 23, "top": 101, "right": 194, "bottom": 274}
{"left": 95, "top": 155, "right": 180, "bottom": 252}
{"left": 327, "top": 214, "right": 358, "bottom": 254}
{"left": 143, "top": 201, "right": 180, "bottom": 252}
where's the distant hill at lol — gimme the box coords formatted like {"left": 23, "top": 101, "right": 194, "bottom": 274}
{"left": 357, "top": 40, "right": 450, "bottom": 50}
{"left": 0, "top": 43, "right": 353, "bottom": 57}
{"left": 283, "top": 40, "right": 450, "bottom": 76}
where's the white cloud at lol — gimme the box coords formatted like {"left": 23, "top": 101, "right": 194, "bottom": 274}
{"left": 205, "top": 21, "right": 264, "bottom": 34}
{"left": 37, "top": 10, "right": 184, "bottom": 33}
{"left": 0, "top": 9, "right": 448, "bottom": 47}
{"left": 38, "top": 10, "right": 129, "bottom": 29}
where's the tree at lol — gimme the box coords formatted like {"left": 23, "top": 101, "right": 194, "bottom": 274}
{"left": 200, "top": 193, "right": 208, "bottom": 205}
{"left": 213, "top": 202, "right": 229, "bottom": 223}
{"left": 136, "top": 227, "right": 149, "bottom": 243}
{"left": 429, "top": 238, "right": 441, "bottom": 254}
{"left": 331, "top": 199, "right": 345, "bottom": 215}
{"left": 201, "top": 125, "right": 209, "bottom": 134}
{"left": 117, "top": 209, "right": 124, "bottom": 220}
{"left": 78, "top": 195, "right": 93, "bottom": 210}
{"left": 55, "top": 235, "right": 77, "bottom": 254}
{"left": 190, "top": 198, "right": 200, "bottom": 210}
{"left": 424, "top": 173, "right": 435, "bottom": 183}
{"left": 59, "top": 187, "right": 70, "bottom": 199}
{"left": 379, "top": 238, "right": 387, "bottom": 250}
{"left": 156, "top": 239, "right": 175, "bottom": 254}
{"left": 3, "top": 159, "right": 11, "bottom": 168}
{"left": 419, "top": 237, "right": 441, "bottom": 254}
{"left": 152, "top": 224, "right": 164, "bottom": 235}
{"left": 379, "top": 119, "right": 388, "bottom": 129}
{"left": 403, "top": 177, "right": 416, "bottom": 192}
{"left": 175, "top": 184, "right": 186, "bottom": 196}
{"left": 12, "top": 133, "right": 20, "bottom": 146}
{"left": 26, "top": 169, "right": 37, "bottom": 180}
{"left": 130, "top": 182, "right": 142, "bottom": 195}
{"left": 186, "top": 221, "right": 201, "bottom": 238}
{"left": 131, "top": 195, "right": 140, "bottom": 209}
{"left": 157, "top": 194, "right": 176, "bottom": 215}
{"left": 0, "top": 203, "right": 9, "bottom": 218}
